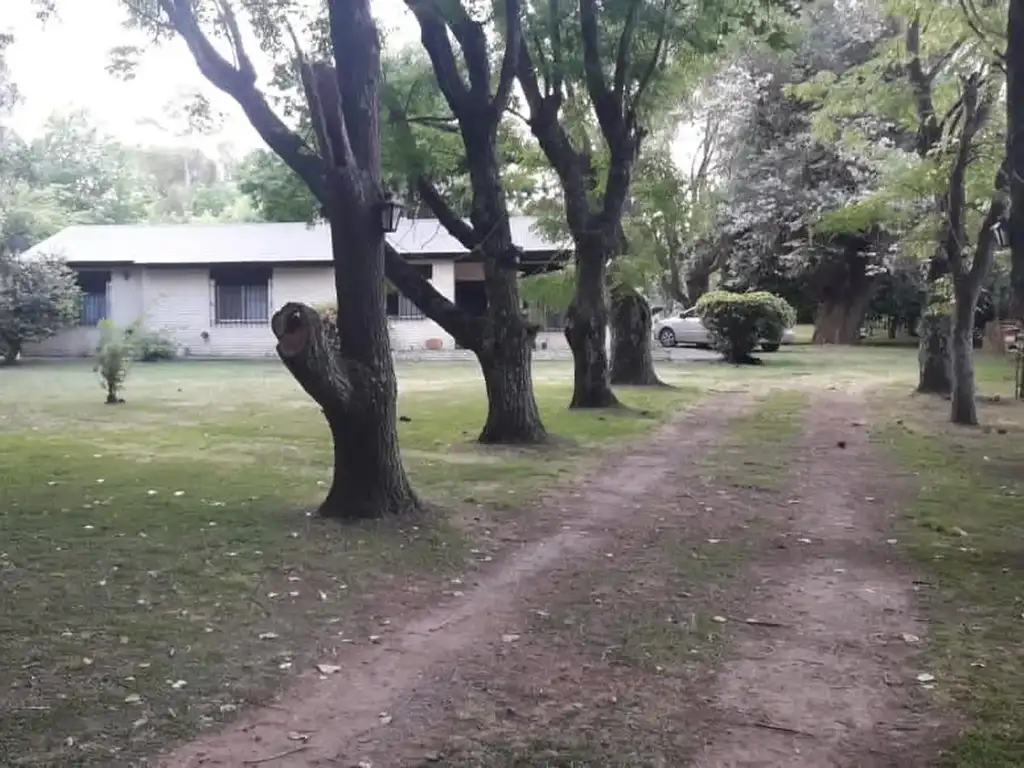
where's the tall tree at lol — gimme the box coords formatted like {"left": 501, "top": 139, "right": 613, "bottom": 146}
{"left": 394, "top": 0, "right": 549, "bottom": 442}
{"left": 110, "top": 1, "right": 552, "bottom": 445}
{"left": 516, "top": 0, "right": 794, "bottom": 408}
{"left": 114, "top": 0, "right": 424, "bottom": 518}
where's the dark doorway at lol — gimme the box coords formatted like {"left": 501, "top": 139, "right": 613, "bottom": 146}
{"left": 455, "top": 280, "right": 487, "bottom": 317}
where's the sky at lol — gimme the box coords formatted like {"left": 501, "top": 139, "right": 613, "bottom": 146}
{"left": 4, "top": 0, "right": 698, "bottom": 165}
{"left": 4, "top": 0, "right": 418, "bottom": 153}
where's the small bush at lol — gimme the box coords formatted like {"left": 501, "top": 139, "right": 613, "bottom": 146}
{"left": 697, "top": 290, "right": 795, "bottom": 364}
{"left": 94, "top": 321, "right": 135, "bottom": 404}
{"left": 127, "top": 324, "right": 177, "bottom": 362}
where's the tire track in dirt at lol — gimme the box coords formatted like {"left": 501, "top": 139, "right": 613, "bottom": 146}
{"left": 157, "top": 393, "right": 752, "bottom": 768}
{"left": 694, "top": 391, "right": 930, "bottom": 767}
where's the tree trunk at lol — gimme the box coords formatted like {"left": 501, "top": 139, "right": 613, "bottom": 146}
{"left": 276, "top": 298, "right": 419, "bottom": 519}
{"left": 811, "top": 292, "right": 870, "bottom": 344}
{"left": 917, "top": 313, "right": 952, "bottom": 395}
{"left": 609, "top": 283, "right": 667, "bottom": 386}
{"left": 566, "top": 236, "right": 618, "bottom": 409}
{"left": 1, "top": 339, "right": 20, "bottom": 365}
{"left": 685, "top": 272, "right": 712, "bottom": 306}
{"left": 950, "top": 291, "right": 978, "bottom": 425}
{"left": 478, "top": 313, "right": 547, "bottom": 443}
{"left": 463, "top": 126, "right": 548, "bottom": 444}
{"left": 276, "top": 49, "right": 421, "bottom": 520}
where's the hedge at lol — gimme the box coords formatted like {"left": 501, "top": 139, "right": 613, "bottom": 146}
{"left": 696, "top": 290, "right": 795, "bottom": 364}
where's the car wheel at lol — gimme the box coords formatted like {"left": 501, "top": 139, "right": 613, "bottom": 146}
{"left": 658, "top": 328, "right": 677, "bottom": 347}
{"left": 760, "top": 342, "right": 780, "bottom": 352}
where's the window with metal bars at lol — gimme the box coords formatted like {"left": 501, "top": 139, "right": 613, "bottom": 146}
{"left": 211, "top": 266, "right": 271, "bottom": 326}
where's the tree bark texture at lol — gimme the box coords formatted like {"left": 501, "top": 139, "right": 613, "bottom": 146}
{"left": 566, "top": 237, "right": 619, "bottom": 408}
{"left": 950, "top": 290, "right": 979, "bottom": 425}
{"left": 270, "top": 10, "right": 419, "bottom": 520}
{"left": 161, "top": 0, "right": 544, "bottom": 448}
{"left": 811, "top": 292, "right": 871, "bottom": 344}
{"left": 609, "top": 283, "right": 666, "bottom": 386}
{"left": 811, "top": 250, "right": 873, "bottom": 344}
{"left": 405, "top": 1, "right": 547, "bottom": 444}
{"left": 917, "top": 314, "right": 952, "bottom": 395}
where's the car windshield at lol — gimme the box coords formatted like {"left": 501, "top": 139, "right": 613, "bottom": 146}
{"left": 681, "top": 307, "right": 698, "bottom": 318}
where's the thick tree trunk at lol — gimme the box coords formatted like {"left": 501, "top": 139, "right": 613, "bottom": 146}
{"left": 609, "top": 283, "right": 667, "bottom": 386}
{"left": 566, "top": 237, "right": 618, "bottom": 408}
{"left": 917, "top": 314, "right": 952, "bottom": 395}
{"left": 276, "top": 300, "right": 419, "bottom": 519}
{"left": 462, "top": 127, "right": 547, "bottom": 443}
{"left": 478, "top": 313, "right": 546, "bottom": 443}
{"left": 684, "top": 271, "right": 712, "bottom": 307}
{"left": 276, "top": 48, "right": 421, "bottom": 520}
{"left": 950, "top": 291, "right": 979, "bottom": 425}
{"left": 812, "top": 291, "right": 871, "bottom": 344}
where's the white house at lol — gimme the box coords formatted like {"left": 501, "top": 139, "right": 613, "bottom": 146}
{"left": 20, "top": 217, "right": 569, "bottom": 358}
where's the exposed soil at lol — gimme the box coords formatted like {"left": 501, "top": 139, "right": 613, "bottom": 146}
{"left": 695, "top": 392, "right": 934, "bottom": 767}
{"left": 158, "top": 394, "right": 752, "bottom": 767}
{"left": 159, "top": 390, "right": 939, "bottom": 767}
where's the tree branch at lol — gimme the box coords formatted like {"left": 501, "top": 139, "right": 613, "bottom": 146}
{"left": 578, "top": 0, "right": 622, "bottom": 139}
{"left": 405, "top": 0, "right": 470, "bottom": 118}
{"left": 155, "top": 0, "right": 478, "bottom": 350}
{"left": 612, "top": 0, "right": 641, "bottom": 101}
{"left": 629, "top": 0, "right": 671, "bottom": 114}
{"left": 906, "top": 14, "right": 941, "bottom": 156}
{"left": 415, "top": 176, "right": 480, "bottom": 249}
{"left": 491, "top": 0, "right": 522, "bottom": 122}
{"left": 272, "top": 303, "right": 351, "bottom": 410}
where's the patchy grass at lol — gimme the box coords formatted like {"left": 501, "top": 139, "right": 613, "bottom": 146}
{"left": 702, "top": 389, "right": 808, "bottom": 491}
{"left": 0, "top": 361, "right": 696, "bottom": 766}
{"left": 873, "top": 387, "right": 1024, "bottom": 767}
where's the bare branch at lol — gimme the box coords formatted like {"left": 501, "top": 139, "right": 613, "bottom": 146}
{"left": 300, "top": 62, "right": 357, "bottom": 171}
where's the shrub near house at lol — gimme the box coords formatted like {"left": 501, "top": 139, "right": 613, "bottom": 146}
{"left": 697, "top": 290, "right": 796, "bottom": 364}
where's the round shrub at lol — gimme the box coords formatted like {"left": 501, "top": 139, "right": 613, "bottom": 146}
{"left": 696, "top": 290, "right": 795, "bottom": 364}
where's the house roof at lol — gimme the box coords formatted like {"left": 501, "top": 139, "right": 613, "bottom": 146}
{"left": 21, "top": 217, "right": 570, "bottom": 267}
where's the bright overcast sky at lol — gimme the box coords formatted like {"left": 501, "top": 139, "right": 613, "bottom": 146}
{"left": 4, "top": 0, "right": 698, "bottom": 164}
{"left": 4, "top": 0, "right": 418, "bottom": 152}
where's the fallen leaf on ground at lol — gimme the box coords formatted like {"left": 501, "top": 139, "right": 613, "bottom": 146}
{"left": 316, "top": 663, "right": 341, "bottom": 675}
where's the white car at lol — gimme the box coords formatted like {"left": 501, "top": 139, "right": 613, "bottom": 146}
{"left": 654, "top": 307, "right": 796, "bottom": 352}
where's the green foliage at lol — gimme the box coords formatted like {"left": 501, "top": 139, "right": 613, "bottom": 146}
{"left": 125, "top": 322, "right": 177, "bottom": 362}
{"left": 93, "top": 320, "right": 135, "bottom": 403}
{"left": 236, "top": 149, "right": 319, "bottom": 222}
{"left": 0, "top": 253, "right": 81, "bottom": 362}
{"left": 697, "top": 290, "right": 794, "bottom": 363}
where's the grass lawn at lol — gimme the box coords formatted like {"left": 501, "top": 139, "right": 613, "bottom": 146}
{"left": 872, "top": 359, "right": 1024, "bottom": 766}
{"left": 0, "top": 359, "right": 696, "bottom": 765}
{"left": 1, "top": 345, "right": 1019, "bottom": 765}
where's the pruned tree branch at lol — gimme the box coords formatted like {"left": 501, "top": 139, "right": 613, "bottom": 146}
{"left": 155, "top": 0, "right": 479, "bottom": 349}
{"left": 272, "top": 302, "right": 351, "bottom": 409}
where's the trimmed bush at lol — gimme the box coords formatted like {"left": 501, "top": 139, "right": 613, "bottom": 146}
{"left": 696, "top": 290, "right": 795, "bottom": 364}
